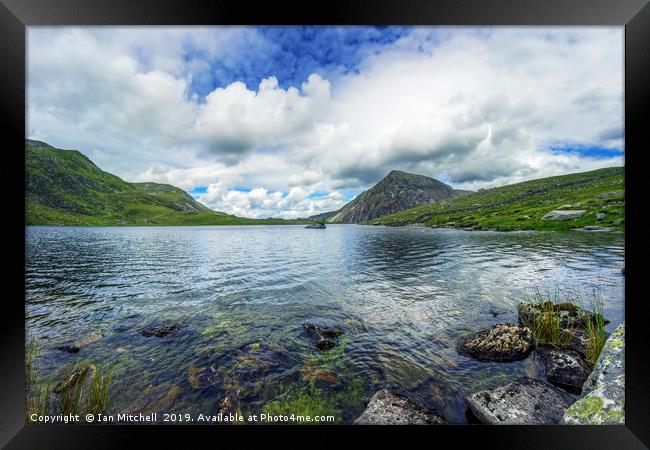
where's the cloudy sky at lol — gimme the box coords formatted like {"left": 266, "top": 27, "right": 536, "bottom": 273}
{"left": 27, "top": 26, "right": 624, "bottom": 219}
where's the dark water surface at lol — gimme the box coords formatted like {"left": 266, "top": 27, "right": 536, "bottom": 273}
{"left": 25, "top": 225, "right": 624, "bottom": 423}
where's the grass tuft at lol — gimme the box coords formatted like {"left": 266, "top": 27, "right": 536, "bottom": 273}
{"left": 524, "top": 287, "right": 573, "bottom": 348}
{"left": 25, "top": 340, "right": 113, "bottom": 422}
{"left": 584, "top": 293, "right": 607, "bottom": 365}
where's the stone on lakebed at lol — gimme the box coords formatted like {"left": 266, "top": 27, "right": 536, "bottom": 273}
{"left": 466, "top": 377, "right": 574, "bottom": 424}
{"left": 457, "top": 323, "right": 534, "bottom": 362}
{"left": 141, "top": 323, "right": 180, "bottom": 338}
{"left": 354, "top": 389, "right": 445, "bottom": 425}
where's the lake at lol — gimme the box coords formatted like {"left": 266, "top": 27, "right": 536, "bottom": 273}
{"left": 25, "top": 225, "right": 625, "bottom": 423}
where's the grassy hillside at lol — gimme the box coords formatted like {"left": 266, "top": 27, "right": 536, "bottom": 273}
{"left": 368, "top": 167, "right": 624, "bottom": 231}
{"left": 26, "top": 140, "right": 307, "bottom": 226}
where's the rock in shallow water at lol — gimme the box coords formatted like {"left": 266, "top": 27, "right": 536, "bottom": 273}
{"left": 303, "top": 322, "right": 343, "bottom": 350}
{"left": 536, "top": 344, "right": 591, "bottom": 394}
{"left": 562, "top": 322, "right": 625, "bottom": 425}
{"left": 466, "top": 378, "right": 574, "bottom": 424}
{"left": 53, "top": 364, "right": 96, "bottom": 394}
{"left": 141, "top": 323, "right": 180, "bottom": 338}
{"left": 457, "top": 323, "right": 534, "bottom": 362}
{"left": 354, "top": 389, "right": 445, "bottom": 425}
{"left": 188, "top": 365, "right": 222, "bottom": 389}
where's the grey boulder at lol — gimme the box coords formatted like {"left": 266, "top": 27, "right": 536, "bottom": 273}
{"left": 458, "top": 323, "right": 534, "bottom": 362}
{"left": 541, "top": 210, "right": 586, "bottom": 221}
{"left": 466, "top": 378, "right": 575, "bottom": 424}
{"left": 354, "top": 389, "right": 445, "bottom": 425}
{"left": 536, "top": 344, "right": 591, "bottom": 394}
{"left": 562, "top": 323, "right": 625, "bottom": 425}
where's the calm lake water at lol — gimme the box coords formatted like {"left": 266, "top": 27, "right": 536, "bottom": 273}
{"left": 25, "top": 225, "right": 625, "bottom": 424}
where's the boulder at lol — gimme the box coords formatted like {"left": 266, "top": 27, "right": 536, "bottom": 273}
{"left": 303, "top": 322, "right": 343, "bottom": 351}
{"left": 598, "top": 191, "right": 623, "bottom": 199}
{"left": 354, "top": 389, "right": 445, "bottom": 425}
{"left": 142, "top": 323, "right": 179, "bottom": 337}
{"left": 567, "top": 328, "right": 590, "bottom": 357}
{"left": 562, "top": 323, "right": 625, "bottom": 425}
{"left": 536, "top": 344, "right": 591, "bottom": 394}
{"left": 466, "top": 378, "right": 575, "bottom": 424}
{"left": 305, "top": 223, "right": 326, "bottom": 229}
{"left": 541, "top": 210, "right": 586, "bottom": 221}
{"left": 457, "top": 323, "right": 534, "bottom": 362}
{"left": 596, "top": 212, "right": 607, "bottom": 220}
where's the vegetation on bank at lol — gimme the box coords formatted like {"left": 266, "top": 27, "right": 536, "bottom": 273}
{"left": 26, "top": 339, "right": 113, "bottom": 422}
{"left": 367, "top": 167, "right": 624, "bottom": 232}
{"left": 26, "top": 139, "right": 310, "bottom": 226}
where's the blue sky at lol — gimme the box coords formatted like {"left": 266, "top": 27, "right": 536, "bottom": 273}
{"left": 187, "top": 26, "right": 413, "bottom": 98}
{"left": 28, "top": 26, "right": 624, "bottom": 218}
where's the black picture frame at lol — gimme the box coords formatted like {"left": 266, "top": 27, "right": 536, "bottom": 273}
{"left": 2, "top": 0, "right": 649, "bottom": 448}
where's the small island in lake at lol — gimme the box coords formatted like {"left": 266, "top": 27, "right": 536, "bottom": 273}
{"left": 305, "top": 222, "right": 326, "bottom": 229}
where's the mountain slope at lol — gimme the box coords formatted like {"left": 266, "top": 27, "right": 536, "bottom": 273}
{"left": 25, "top": 140, "right": 304, "bottom": 226}
{"left": 328, "top": 170, "right": 461, "bottom": 224}
{"left": 370, "top": 167, "right": 624, "bottom": 231}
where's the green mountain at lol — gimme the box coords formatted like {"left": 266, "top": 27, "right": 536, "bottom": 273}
{"left": 25, "top": 140, "right": 304, "bottom": 226}
{"left": 369, "top": 167, "right": 624, "bottom": 231}
{"left": 307, "top": 211, "right": 337, "bottom": 222}
{"left": 328, "top": 170, "right": 464, "bottom": 224}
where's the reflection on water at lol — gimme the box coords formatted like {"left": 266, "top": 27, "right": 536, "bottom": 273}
{"left": 25, "top": 225, "right": 624, "bottom": 423}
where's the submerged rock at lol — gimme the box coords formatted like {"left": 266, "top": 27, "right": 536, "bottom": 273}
{"left": 457, "top": 323, "right": 534, "bottom": 362}
{"left": 466, "top": 378, "right": 574, "bottom": 424}
{"left": 536, "top": 344, "right": 591, "bottom": 394}
{"left": 299, "top": 367, "right": 340, "bottom": 389}
{"left": 55, "top": 344, "right": 81, "bottom": 354}
{"left": 354, "top": 389, "right": 445, "bottom": 425}
{"left": 142, "top": 323, "right": 180, "bottom": 338}
{"left": 562, "top": 323, "right": 625, "bottom": 425}
{"left": 541, "top": 210, "right": 586, "bottom": 221}
{"left": 53, "top": 364, "right": 96, "bottom": 394}
{"left": 113, "top": 315, "right": 143, "bottom": 332}
{"left": 188, "top": 365, "right": 222, "bottom": 389}
{"left": 303, "top": 322, "right": 343, "bottom": 351}
{"left": 125, "top": 385, "right": 182, "bottom": 415}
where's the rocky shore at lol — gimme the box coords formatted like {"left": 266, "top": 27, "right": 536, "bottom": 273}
{"left": 354, "top": 303, "right": 625, "bottom": 425}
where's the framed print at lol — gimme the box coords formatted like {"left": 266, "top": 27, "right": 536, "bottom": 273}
{"left": 1, "top": 0, "right": 649, "bottom": 448}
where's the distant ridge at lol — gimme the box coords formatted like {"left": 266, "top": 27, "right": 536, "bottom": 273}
{"left": 327, "top": 170, "right": 464, "bottom": 224}
{"left": 25, "top": 139, "right": 305, "bottom": 226}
